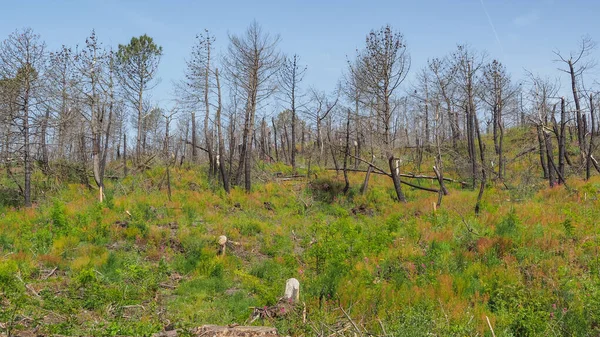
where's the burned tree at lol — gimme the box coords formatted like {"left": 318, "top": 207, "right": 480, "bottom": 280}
{"left": 0, "top": 28, "right": 46, "bottom": 207}
{"left": 553, "top": 36, "right": 596, "bottom": 160}
{"left": 351, "top": 25, "right": 410, "bottom": 202}
{"left": 451, "top": 45, "right": 485, "bottom": 189}
{"left": 180, "top": 30, "right": 217, "bottom": 173}
{"left": 225, "top": 21, "right": 281, "bottom": 192}
{"left": 279, "top": 54, "right": 306, "bottom": 172}
{"left": 480, "top": 60, "right": 516, "bottom": 181}
{"left": 74, "top": 32, "right": 116, "bottom": 202}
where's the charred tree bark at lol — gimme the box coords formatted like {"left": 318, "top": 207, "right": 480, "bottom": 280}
{"left": 191, "top": 111, "right": 197, "bottom": 162}
{"left": 40, "top": 108, "right": 51, "bottom": 174}
{"left": 568, "top": 60, "right": 584, "bottom": 153}
{"left": 215, "top": 69, "right": 229, "bottom": 193}
{"left": 536, "top": 124, "right": 548, "bottom": 179}
{"left": 544, "top": 129, "right": 556, "bottom": 187}
{"left": 389, "top": 156, "right": 407, "bottom": 203}
{"left": 558, "top": 98, "right": 566, "bottom": 184}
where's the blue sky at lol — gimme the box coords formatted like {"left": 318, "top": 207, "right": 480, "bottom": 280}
{"left": 1, "top": 0, "right": 599, "bottom": 106}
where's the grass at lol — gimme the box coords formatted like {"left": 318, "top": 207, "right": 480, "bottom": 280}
{"left": 1, "top": 128, "right": 600, "bottom": 336}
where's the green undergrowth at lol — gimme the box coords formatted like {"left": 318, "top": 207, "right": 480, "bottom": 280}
{"left": 2, "top": 129, "right": 600, "bottom": 336}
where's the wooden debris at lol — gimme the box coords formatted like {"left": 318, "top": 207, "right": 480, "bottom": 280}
{"left": 193, "top": 325, "right": 279, "bottom": 337}
{"left": 152, "top": 330, "right": 178, "bottom": 337}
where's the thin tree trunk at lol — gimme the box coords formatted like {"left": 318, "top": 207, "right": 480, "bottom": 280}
{"left": 326, "top": 119, "right": 339, "bottom": 172}
{"left": 343, "top": 109, "right": 351, "bottom": 194}
{"left": 587, "top": 94, "right": 596, "bottom": 179}
{"left": 272, "top": 118, "right": 279, "bottom": 162}
{"left": 467, "top": 103, "right": 476, "bottom": 189}
{"left": 191, "top": 111, "right": 197, "bottom": 162}
{"left": 433, "top": 103, "right": 448, "bottom": 205}
{"left": 40, "top": 108, "right": 51, "bottom": 174}
{"left": 316, "top": 117, "right": 323, "bottom": 164}
{"left": 474, "top": 110, "right": 486, "bottom": 215}
{"left": 388, "top": 156, "right": 407, "bottom": 203}
{"left": 498, "top": 116, "right": 504, "bottom": 180}
{"left": 559, "top": 98, "right": 566, "bottom": 184}
{"left": 123, "top": 133, "right": 128, "bottom": 177}
{"left": 215, "top": 69, "right": 230, "bottom": 193}
{"left": 164, "top": 112, "right": 172, "bottom": 201}
{"left": 569, "top": 60, "right": 584, "bottom": 153}
{"left": 544, "top": 129, "right": 555, "bottom": 187}
{"left": 136, "top": 88, "right": 143, "bottom": 163}
{"left": 204, "top": 40, "right": 215, "bottom": 176}
{"left": 291, "top": 96, "right": 296, "bottom": 172}
{"left": 23, "top": 88, "right": 31, "bottom": 207}
{"left": 537, "top": 124, "right": 548, "bottom": 179}
{"left": 360, "top": 163, "right": 373, "bottom": 195}
{"left": 283, "top": 122, "right": 290, "bottom": 164}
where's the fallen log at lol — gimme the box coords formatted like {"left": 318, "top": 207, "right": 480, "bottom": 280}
{"left": 325, "top": 168, "right": 466, "bottom": 184}
{"left": 193, "top": 325, "right": 279, "bottom": 337}
{"left": 324, "top": 168, "right": 440, "bottom": 193}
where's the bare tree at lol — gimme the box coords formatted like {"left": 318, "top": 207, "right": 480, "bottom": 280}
{"left": 180, "top": 30, "right": 217, "bottom": 173}
{"left": 0, "top": 28, "right": 46, "bottom": 207}
{"left": 428, "top": 57, "right": 459, "bottom": 149}
{"left": 527, "top": 73, "right": 559, "bottom": 181}
{"left": 480, "top": 60, "right": 517, "bottom": 180}
{"left": 351, "top": 25, "right": 410, "bottom": 202}
{"left": 215, "top": 68, "right": 230, "bottom": 193}
{"left": 587, "top": 93, "right": 596, "bottom": 179}
{"left": 74, "top": 32, "right": 115, "bottom": 202}
{"left": 554, "top": 36, "right": 596, "bottom": 159}
{"left": 162, "top": 107, "right": 177, "bottom": 201}
{"left": 305, "top": 87, "right": 338, "bottom": 164}
{"left": 451, "top": 45, "right": 485, "bottom": 189}
{"left": 47, "top": 46, "right": 78, "bottom": 161}
{"left": 224, "top": 21, "right": 281, "bottom": 191}
{"left": 279, "top": 54, "right": 306, "bottom": 172}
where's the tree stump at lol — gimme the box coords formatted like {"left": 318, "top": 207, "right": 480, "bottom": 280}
{"left": 283, "top": 278, "right": 300, "bottom": 302}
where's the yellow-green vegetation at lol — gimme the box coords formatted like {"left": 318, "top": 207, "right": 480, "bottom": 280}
{"left": 2, "top": 130, "right": 600, "bottom": 337}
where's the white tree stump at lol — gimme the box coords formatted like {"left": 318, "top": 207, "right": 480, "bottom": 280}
{"left": 218, "top": 235, "right": 228, "bottom": 255}
{"left": 283, "top": 278, "right": 300, "bottom": 302}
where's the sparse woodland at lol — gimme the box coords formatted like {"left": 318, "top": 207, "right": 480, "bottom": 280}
{"left": 1, "top": 22, "right": 600, "bottom": 336}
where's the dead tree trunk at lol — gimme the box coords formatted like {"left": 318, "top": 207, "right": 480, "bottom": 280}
{"left": 558, "top": 98, "right": 566, "bottom": 184}
{"left": 389, "top": 156, "right": 407, "bottom": 203}
{"left": 123, "top": 133, "right": 128, "bottom": 177}
{"left": 215, "top": 69, "right": 230, "bottom": 193}
{"left": 536, "top": 124, "right": 548, "bottom": 179}
{"left": 474, "top": 111, "right": 486, "bottom": 215}
{"left": 343, "top": 109, "right": 351, "bottom": 194}
{"left": 544, "top": 129, "right": 556, "bottom": 187}
{"left": 272, "top": 118, "right": 279, "bottom": 162}
{"left": 360, "top": 157, "right": 374, "bottom": 195}
{"left": 38, "top": 107, "right": 50, "bottom": 174}
{"left": 191, "top": 111, "right": 197, "bottom": 162}
{"left": 327, "top": 119, "right": 339, "bottom": 172}
{"left": 568, "top": 60, "right": 585, "bottom": 155}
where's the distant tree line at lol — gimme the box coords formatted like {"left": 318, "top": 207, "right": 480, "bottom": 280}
{"left": 0, "top": 23, "right": 598, "bottom": 209}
